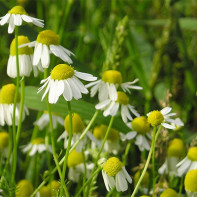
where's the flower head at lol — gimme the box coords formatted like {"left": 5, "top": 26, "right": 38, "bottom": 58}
{"left": 15, "top": 179, "right": 34, "bottom": 197}
{"left": 37, "top": 186, "right": 52, "bottom": 197}
{"left": 160, "top": 188, "right": 178, "bottom": 197}
{"left": 38, "top": 64, "right": 97, "bottom": 103}
{"left": 0, "top": 131, "right": 9, "bottom": 149}
{"left": 167, "top": 138, "right": 184, "bottom": 158}
{"left": 101, "top": 157, "right": 132, "bottom": 192}
{"left": 0, "top": 6, "right": 44, "bottom": 34}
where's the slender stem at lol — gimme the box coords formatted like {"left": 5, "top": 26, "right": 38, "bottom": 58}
{"left": 152, "top": 126, "right": 157, "bottom": 197}
{"left": 82, "top": 151, "right": 87, "bottom": 197}
{"left": 123, "top": 140, "right": 132, "bottom": 165}
{"left": 34, "top": 153, "right": 40, "bottom": 187}
{"left": 59, "top": 102, "right": 73, "bottom": 197}
{"left": 178, "top": 175, "right": 184, "bottom": 197}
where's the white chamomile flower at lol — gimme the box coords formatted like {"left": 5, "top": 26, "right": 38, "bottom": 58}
{"left": 7, "top": 35, "right": 40, "bottom": 78}
{"left": 158, "top": 138, "right": 184, "bottom": 176}
{"left": 23, "top": 30, "right": 74, "bottom": 68}
{"left": 121, "top": 116, "right": 151, "bottom": 151}
{"left": 176, "top": 146, "right": 197, "bottom": 177}
{"left": 0, "top": 84, "right": 29, "bottom": 126}
{"left": 58, "top": 113, "right": 92, "bottom": 152}
{"left": 34, "top": 111, "right": 64, "bottom": 130}
{"left": 22, "top": 138, "right": 52, "bottom": 156}
{"left": 67, "top": 149, "right": 94, "bottom": 182}
{"left": 0, "top": 6, "right": 44, "bottom": 34}
{"left": 184, "top": 169, "right": 197, "bottom": 197}
{"left": 0, "top": 131, "right": 9, "bottom": 158}
{"left": 100, "top": 157, "right": 132, "bottom": 192}
{"left": 38, "top": 64, "right": 97, "bottom": 104}
{"left": 15, "top": 179, "right": 34, "bottom": 197}
{"left": 86, "top": 70, "right": 142, "bottom": 102}
{"left": 147, "top": 107, "right": 184, "bottom": 129}
{"left": 96, "top": 91, "right": 139, "bottom": 123}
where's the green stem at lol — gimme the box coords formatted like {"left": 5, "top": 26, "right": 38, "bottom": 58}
{"left": 123, "top": 140, "right": 132, "bottom": 165}
{"left": 82, "top": 150, "right": 87, "bottom": 197}
{"left": 152, "top": 126, "right": 157, "bottom": 197}
{"left": 178, "top": 174, "right": 184, "bottom": 197}
{"left": 59, "top": 102, "right": 73, "bottom": 197}
{"left": 34, "top": 153, "right": 40, "bottom": 187}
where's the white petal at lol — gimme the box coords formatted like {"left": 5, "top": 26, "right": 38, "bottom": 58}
{"left": 126, "top": 131, "right": 137, "bottom": 140}
{"left": 75, "top": 71, "right": 97, "bottom": 81}
{"left": 48, "top": 80, "right": 59, "bottom": 104}
{"left": 14, "top": 14, "right": 22, "bottom": 26}
{"left": 21, "top": 15, "right": 33, "bottom": 22}
{"left": 158, "top": 160, "right": 167, "bottom": 174}
{"left": 160, "top": 107, "right": 172, "bottom": 115}
{"left": 108, "top": 83, "right": 117, "bottom": 101}
{"left": 98, "top": 82, "right": 108, "bottom": 101}
{"left": 67, "top": 78, "right": 82, "bottom": 100}
{"left": 0, "top": 13, "right": 10, "bottom": 25}
{"left": 29, "top": 145, "right": 37, "bottom": 156}
{"left": 63, "top": 80, "right": 72, "bottom": 101}
{"left": 33, "top": 43, "right": 42, "bottom": 66}
{"left": 161, "top": 122, "right": 175, "bottom": 129}
{"left": 41, "top": 45, "right": 50, "bottom": 68}
{"left": 116, "top": 171, "right": 128, "bottom": 192}
{"left": 102, "top": 170, "right": 110, "bottom": 191}
{"left": 8, "top": 15, "right": 15, "bottom": 34}
{"left": 72, "top": 76, "right": 88, "bottom": 94}
{"left": 85, "top": 80, "right": 100, "bottom": 88}
{"left": 95, "top": 99, "right": 110, "bottom": 110}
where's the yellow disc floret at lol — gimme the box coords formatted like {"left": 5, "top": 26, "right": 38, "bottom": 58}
{"left": 8, "top": 6, "right": 27, "bottom": 15}
{"left": 102, "top": 70, "right": 122, "bottom": 85}
{"left": 67, "top": 149, "right": 83, "bottom": 168}
{"left": 184, "top": 169, "right": 197, "bottom": 192}
{"left": 64, "top": 113, "right": 85, "bottom": 134}
{"left": 48, "top": 180, "right": 60, "bottom": 196}
{"left": 187, "top": 147, "right": 197, "bottom": 161}
{"left": 15, "top": 179, "right": 34, "bottom": 197}
{"left": 116, "top": 91, "right": 129, "bottom": 105}
{"left": 103, "top": 157, "right": 123, "bottom": 176}
{"left": 31, "top": 138, "right": 45, "bottom": 145}
{"left": 167, "top": 138, "right": 184, "bottom": 158}
{"left": 51, "top": 64, "right": 74, "bottom": 80}
{"left": 134, "top": 170, "right": 149, "bottom": 187}
{"left": 37, "top": 30, "right": 59, "bottom": 45}
{"left": 0, "top": 132, "right": 9, "bottom": 149}
{"left": 0, "top": 84, "right": 20, "bottom": 104}
{"left": 10, "top": 36, "right": 33, "bottom": 55}
{"left": 160, "top": 188, "right": 178, "bottom": 197}
{"left": 39, "top": 186, "right": 52, "bottom": 197}
{"left": 148, "top": 110, "right": 164, "bottom": 127}
{"left": 132, "top": 116, "right": 150, "bottom": 135}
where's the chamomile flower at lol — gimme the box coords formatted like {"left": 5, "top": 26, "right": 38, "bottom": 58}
{"left": 160, "top": 188, "right": 178, "bottom": 197}
{"left": 176, "top": 147, "right": 197, "bottom": 177}
{"left": 38, "top": 64, "right": 97, "bottom": 104}
{"left": 121, "top": 116, "right": 151, "bottom": 151}
{"left": 96, "top": 91, "right": 139, "bottom": 123}
{"left": 67, "top": 149, "right": 93, "bottom": 182}
{"left": 0, "top": 6, "right": 44, "bottom": 34}
{"left": 22, "top": 138, "right": 52, "bottom": 156}
{"left": 0, "top": 84, "right": 29, "bottom": 126}
{"left": 100, "top": 157, "right": 132, "bottom": 192}
{"left": 36, "top": 186, "right": 52, "bottom": 197}
{"left": 23, "top": 30, "right": 74, "bottom": 68}
{"left": 15, "top": 179, "right": 34, "bottom": 197}
{"left": 34, "top": 111, "right": 64, "bottom": 130}
{"left": 159, "top": 138, "right": 184, "bottom": 176}
{"left": 147, "top": 107, "right": 184, "bottom": 129}
{"left": 7, "top": 35, "right": 40, "bottom": 78}
{"left": 0, "top": 131, "right": 9, "bottom": 158}
{"left": 184, "top": 169, "right": 197, "bottom": 197}
{"left": 86, "top": 70, "right": 142, "bottom": 102}
{"left": 47, "top": 180, "right": 61, "bottom": 197}
{"left": 58, "top": 113, "right": 92, "bottom": 152}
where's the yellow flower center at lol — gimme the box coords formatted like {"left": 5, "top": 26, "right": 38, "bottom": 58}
{"left": 93, "top": 124, "right": 119, "bottom": 141}
{"left": 0, "top": 132, "right": 9, "bottom": 149}
{"left": 102, "top": 70, "right": 122, "bottom": 85}
{"left": 116, "top": 91, "right": 129, "bottom": 105}
{"left": 160, "top": 188, "right": 178, "bottom": 197}
{"left": 132, "top": 116, "right": 150, "bottom": 135}
{"left": 0, "top": 84, "right": 20, "bottom": 104}
{"left": 10, "top": 36, "right": 33, "bottom": 56}
{"left": 64, "top": 113, "right": 85, "bottom": 134}
{"left": 140, "top": 196, "right": 150, "bottom": 197}
{"left": 51, "top": 64, "right": 74, "bottom": 80}
{"left": 147, "top": 110, "right": 164, "bottom": 127}
{"left": 15, "top": 180, "right": 34, "bottom": 197}
{"left": 67, "top": 149, "right": 83, "bottom": 168}
{"left": 184, "top": 169, "right": 197, "bottom": 192}
{"left": 47, "top": 180, "right": 60, "bottom": 196}
{"left": 39, "top": 186, "right": 52, "bottom": 197}
{"left": 31, "top": 138, "right": 45, "bottom": 145}
{"left": 8, "top": 6, "right": 27, "bottom": 15}
{"left": 134, "top": 170, "right": 149, "bottom": 187}
{"left": 187, "top": 147, "right": 197, "bottom": 161}
{"left": 103, "top": 157, "right": 123, "bottom": 176}
{"left": 167, "top": 138, "right": 184, "bottom": 158}
{"left": 37, "top": 30, "right": 59, "bottom": 45}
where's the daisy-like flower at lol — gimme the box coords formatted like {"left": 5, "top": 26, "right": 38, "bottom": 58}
{"left": 147, "top": 107, "right": 184, "bottom": 129}
{"left": 15, "top": 179, "right": 34, "bottom": 197}
{"left": 34, "top": 111, "right": 64, "bottom": 130}
{"left": 38, "top": 64, "right": 97, "bottom": 104}
{"left": 160, "top": 188, "right": 178, "bottom": 197}
{"left": 58, "top": 113, "right": 92, "bottom": 152}
{"left": 0, "top": 131, "right": 9, "bottom": 158}
{"left": 121, "top": 116, "right": 151, "bottom": 151}
{"left": 0, "top": 6, "right": 44, "bottom": 34}
{"left": 184, "top": 169, "right": 197, "bottom": 197}
{"left": 23, "top": 30, "right": 74, "bottom": 68}
{"left": 96, "top": 91, "right": 139, "bottom": 123}
{"left": 22, "top": 138, "right": 52, "bottom": 156}
{"left": 99, "top": 157, "right": 132, "bottom": 192}
{"left": 0, "top": 84, "right": 29, "bottom": 126}
{"left": 67, "top": 149, "right": 93, "bottom": 182}
{"left": 159, "top": 138, "right": 184, "bottom": 176}
{"left": 86, "top": 70, "right": 143, "bottom": 102}
{"left": 176, "top": 146, "right": 197, "bottom": 177}
{"left": 7, "top": 35, "right": 40, "bottom": 78}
